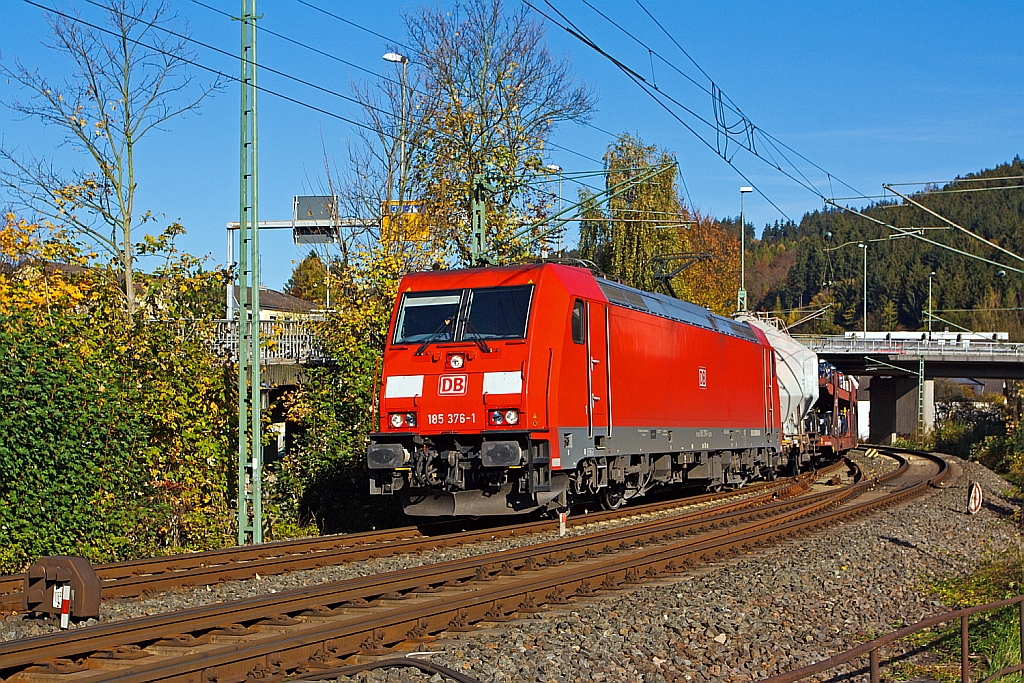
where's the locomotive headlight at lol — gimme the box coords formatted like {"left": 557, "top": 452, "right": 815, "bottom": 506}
{"left": 389, "top": 413, "right": 404, "bottom": 429}
{"left": 490, "top": 409, "right": 504, "bottom": 425}
{"left": 404, "top": 412, "right": 417, "bottom": 428}
{"left": 504, "top": 409, "right": 519, "bottom": 425}
{"left": 447, "top": 353, "right": 465, "bottom": 369}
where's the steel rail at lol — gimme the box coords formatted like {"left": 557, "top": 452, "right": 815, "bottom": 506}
{"left": 760, "top": 446, "right": 1001, "bottom": 683}
{"left": 0, "top": 468, "right": 849, "bottom": 675}
{"left": 8, "top": 453, "right": 914, "bottom": 683}
{"left": 0, "top": 462, "right": 843, "bottom": 611}
{"left": 76, "top": 491, "right": 863, "bottom": 683}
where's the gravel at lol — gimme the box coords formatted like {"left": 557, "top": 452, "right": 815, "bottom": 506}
{"left": 0, "top": 474, "right": 802, "bottom": 641}
{"left": 2, "top": 452, "right": 1017, "bottom": 683}
{"left": 321, "top": 453, "right": 1019, "bottom": 683}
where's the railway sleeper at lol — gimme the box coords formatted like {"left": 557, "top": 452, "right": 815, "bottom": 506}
{"left": 1, "top": 457, "right": 929, "bottom": 683}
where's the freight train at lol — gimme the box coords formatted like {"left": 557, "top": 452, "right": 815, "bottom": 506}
{"left": 367, "top": 263, "right": 856, "bottom": 516}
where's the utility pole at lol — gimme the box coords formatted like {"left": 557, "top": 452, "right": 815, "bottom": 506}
{"left": 737, "top": 186, "right": 752, "bottom": 312}
{"left": 470, "top": 172, "right": 498, "bottom": 265}
{"left": 236, "top": 0, "right": 262, "bottom": 545}
{"left": 916, "top": 355, "right": 926, "bottom": 442}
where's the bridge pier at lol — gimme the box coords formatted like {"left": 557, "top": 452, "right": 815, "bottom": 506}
{"left": 867, "top": 377, "right": 933, "bottom": 444}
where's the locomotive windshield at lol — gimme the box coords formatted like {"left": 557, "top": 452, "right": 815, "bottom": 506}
{"left": 464, "top": 286, "right": 532, "bottom": 340}
{"left": 393, "top": 291, "right": 461, "bottom": 343}
{"left": 392, "top": 285, "right": 533, "bottom": 345}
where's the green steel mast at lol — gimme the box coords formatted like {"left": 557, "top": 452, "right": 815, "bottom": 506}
{"left": 236, "top": 0, "right": 262, "bottom": 545}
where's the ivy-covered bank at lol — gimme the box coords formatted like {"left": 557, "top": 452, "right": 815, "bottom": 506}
{"left": 0, "top": 217, "right": 235, "bottom": 573}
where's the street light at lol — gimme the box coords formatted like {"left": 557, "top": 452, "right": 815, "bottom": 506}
{"left": 928, "top": 271, "right": 936, "bottom": 338}
{"left": 737, "top": 186, "right": 753, "bottom": 312}
{"left": 857, "top": 243, "right": 867, "bottom": 337}
{"left": 545, "top": 164, "right": 563, "bottom": 256}
{"left": 383, "top": 52, "right": 411, "bottom": 207}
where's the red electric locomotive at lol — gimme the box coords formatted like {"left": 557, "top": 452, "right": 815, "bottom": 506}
{"left": 368, "top": 263, "right": 793, "bottom": 516}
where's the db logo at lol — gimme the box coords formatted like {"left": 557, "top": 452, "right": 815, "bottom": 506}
{"left": 698, "top": 366, "right": 707, "bottom": 389}
{"left": 438, "top": 374, "right": 468, "bottom": 396}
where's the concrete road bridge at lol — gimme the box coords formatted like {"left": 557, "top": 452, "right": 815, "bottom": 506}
{"left": 795, "top": 335, "right": 1024, "bottom": 444}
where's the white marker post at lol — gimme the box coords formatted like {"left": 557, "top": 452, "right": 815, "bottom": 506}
{"left": 559, "top": 511, "right": 567, "bottom": 537}
{"left": 59, "top": 584, "right": 71, "bottom": 629}
{"left": 967, "top": 481, "right": 983, "bottom": 515}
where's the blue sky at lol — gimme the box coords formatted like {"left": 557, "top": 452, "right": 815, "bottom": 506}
{"left": 2, "top": 0, "right": 1022, "bottom": 290}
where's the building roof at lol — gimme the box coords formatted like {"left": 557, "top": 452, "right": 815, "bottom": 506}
{"left": 232, "top": 285, "right": 317, "bottom": 313}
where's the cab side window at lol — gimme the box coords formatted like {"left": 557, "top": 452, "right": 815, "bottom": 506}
{"left": 571, "top": 299, "right": 586, "bottom": 344}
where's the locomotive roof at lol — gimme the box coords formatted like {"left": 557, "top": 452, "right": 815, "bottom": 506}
{"left": 594, "top": 275, "right": 758, "bottom": 343}
{"left": 400, "top": 263, "right": 758, "bottom": 343}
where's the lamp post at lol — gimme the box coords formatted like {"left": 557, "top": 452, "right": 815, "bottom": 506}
{"left": 383, "top": 52, "right": 410, "bottom": 205}
{"left": 928, "top": 271, "right": 936, "bottom": 338}
{"left": 825, "top": 233, "right": 918, "bottom": 338}
{"left": 545, "top": 164, "right": 562, "bottom": 256}
{"left": 737, "top": 186, "right": 753, "bottom": 312}
{"left": 858, "top": 243, "right": 867, "bottom": 337}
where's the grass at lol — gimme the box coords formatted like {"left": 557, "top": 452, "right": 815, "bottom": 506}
{"left": 899, "top": 543, "right": 1024, "bottom": 683}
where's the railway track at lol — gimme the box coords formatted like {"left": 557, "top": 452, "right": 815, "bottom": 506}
{"left": 0, "top": 463, "right": 840, "bottom": 614}
{"left": 0, "top": 447, "right": 945, "bottom": 683}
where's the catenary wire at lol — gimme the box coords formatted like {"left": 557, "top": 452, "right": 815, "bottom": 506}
{"left": 55, "top": 0, "right": 609, "bottom": 185}
{"left": 294, "top": 0, "right": 412, "bottom": 52}
{"left": 77, "top": 0, "right": 403, "bottom": 124}
{"left": 23, "top": 0, "right": 408, "bottom": 143}
{"left": 537, "top": 0, "right": 811, "bottom": 211}
{"left": 191, "top": 0, "right": 407, "bottom": 90}
{"left": 634, "top": 0, "right": 865, "bottom": 201}
{"left": 541, "top": 0, "right": 1018, "bottom": 265}
{"left": 579, "top": 0, "right": 864, "bottom": 201}
{"left": 190, "top": 0, "right": 610, "bottom": 168}
{"left": 832, "top": 185, "right": 1024, "bottom": 201}
{"left": 887, "top": 175, "right": 1024, "bottom": 187}
{"left": 824, "top": 199, "right": 1024, "bottom": 275}
{"left": 530, "top": 0, "right": 795, "bottom": 221}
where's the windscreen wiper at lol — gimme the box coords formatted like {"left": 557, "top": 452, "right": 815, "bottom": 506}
{"left": 414, "top": 318, "right": 453, "bottom": 356}
{"left": 463, "top": 320, "right": 492, "bottom": 354}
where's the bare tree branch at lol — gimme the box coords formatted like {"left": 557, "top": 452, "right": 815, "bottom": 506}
{"left": 0, "top": 0, "right": 225, "bottom": 319}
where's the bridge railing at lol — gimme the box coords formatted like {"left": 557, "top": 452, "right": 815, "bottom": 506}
{"left": 164, "top": 319, "right": 331, "bottom": 364}
{"left": 793, "top": 335, "right": 1024, "bottom": 358}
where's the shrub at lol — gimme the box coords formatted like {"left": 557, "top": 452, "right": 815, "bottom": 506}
{"left": 0, "top": 311, "right": 159, "bottom": 572}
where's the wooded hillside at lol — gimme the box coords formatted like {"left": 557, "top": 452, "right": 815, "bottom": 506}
{"left": 746, "top": 158, "right": 1024, "bottom": 338}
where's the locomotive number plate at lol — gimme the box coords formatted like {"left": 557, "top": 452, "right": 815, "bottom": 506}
{"left": 427, "top": 413, "right": 477, "bottom": 426}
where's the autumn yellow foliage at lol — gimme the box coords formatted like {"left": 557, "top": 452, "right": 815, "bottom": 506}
{"left": 0, "top": 213, "right": 92, "bottom": 314}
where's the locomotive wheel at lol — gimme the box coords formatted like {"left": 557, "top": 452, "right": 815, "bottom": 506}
{"left": 598, "top": 485, "right": 626, "bottom": 511}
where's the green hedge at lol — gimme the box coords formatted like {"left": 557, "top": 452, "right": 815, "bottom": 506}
{"left": 0, "top": 310, "right": 235, "bottom": 573}
{"left": 0, "top": 312, "right": 159, "bottom": 571}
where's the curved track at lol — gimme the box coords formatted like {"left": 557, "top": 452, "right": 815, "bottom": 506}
{"left": 0, "top": 448, "right": 947, "bottom": 683}
{"left": 0, "top": 464, "right": 840, "bottom": 613}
